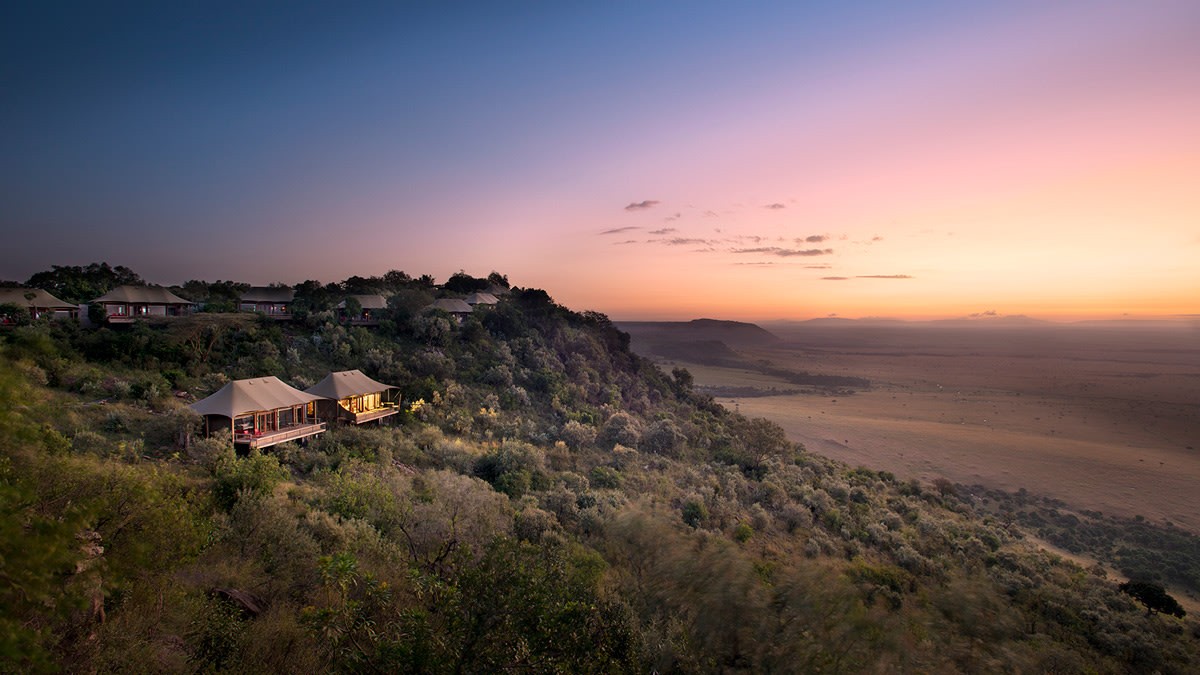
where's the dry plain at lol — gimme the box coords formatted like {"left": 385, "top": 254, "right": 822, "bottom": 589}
{"left": 660, "top": 322, "right": 1200, "bottom": 532}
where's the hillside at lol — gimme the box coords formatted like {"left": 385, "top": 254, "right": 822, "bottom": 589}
{"left": 1, "top": 273, "right": 1198, "bottom": 672}
{"left": 619, "top": 319, "right": 871, "bottom": 393}
{"left": 618, "top": 318, "right": 780, "bottom": 365}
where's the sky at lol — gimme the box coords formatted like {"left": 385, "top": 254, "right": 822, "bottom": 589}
{"left": 2, "top": 1, "right": 1198, "bottom": 321}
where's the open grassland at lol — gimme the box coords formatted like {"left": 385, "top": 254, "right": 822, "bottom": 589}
{"left": 668, "top": 324, "right": 1200, "bottom": 532}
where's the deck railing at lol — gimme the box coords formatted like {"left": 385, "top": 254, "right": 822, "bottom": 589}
{"left": 235, "top": 422, "right": 326, "bottom": 449}
{"left": 352, "top": 407, "right": 399, "bottom": 424}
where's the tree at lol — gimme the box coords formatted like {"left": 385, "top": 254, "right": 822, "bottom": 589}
{"left": 25, "top": 262, "right": 142, "bottom": 304}
{"left": 179, "top": 279, "right": 248, "bottom": 313}
{"left": 381, "top": 269, "right": 411, "bottom": 291}
{"left": 341, "top": 296, "right": 363, "bottom": 323}
{"left": 443, "top": 272, "right": 489, "bottom": 294}
{"left": 1119, "top": 581, "right": 1186, "bottom": 618}
{"left": 719, "top": 416, "right": 793, "bottom": 472}
{"left": 0, "top": 302, "right": 31, "bottom": 326}
{"left": 559, "top": 420, "right": 597, "bottom": 450}
{"left": 600, "top": 412, "right": 642, "bottom": 449}
{"left": 292, "top": 280, "right": 340, "bottom": 313}
{"left": 671, "top": 367, "right": 694, "bottom": 396}
{"left": 642, "top": 419, "right": 685, "bottom": 456}
{"left": 342, "top": 275, "right": 380, "bottom": 295}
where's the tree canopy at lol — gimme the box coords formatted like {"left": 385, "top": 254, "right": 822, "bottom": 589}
{"left": 25, "top": 262, "right": 142, "bottom": 304}
{"left": 1120, "top": 581, "right": 1187, "bottom": 618}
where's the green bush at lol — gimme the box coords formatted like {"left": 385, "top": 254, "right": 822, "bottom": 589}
{"left": 589, "top": 466, "right": 622, "bottom": 489}
{"left": 212, "top": 450, "right": 287, "bottom": 511}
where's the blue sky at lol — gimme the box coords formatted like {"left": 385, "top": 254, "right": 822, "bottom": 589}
{"left": 3, "top": 2, "right": 1198, "bottom": 319}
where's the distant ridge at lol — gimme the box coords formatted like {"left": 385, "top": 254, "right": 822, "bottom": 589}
{"left": 767, "top": 315, "right": 1198, "bottom": 328}
{"left": 767, "top": 315, "right": 1051, "bottom": 329}
{"left": 616, "top": 318, "right": 780, "bottom": 349}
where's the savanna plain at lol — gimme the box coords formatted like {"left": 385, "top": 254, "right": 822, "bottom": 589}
{"left": 632, "top": 321, "right": 1200, "bottom": 532}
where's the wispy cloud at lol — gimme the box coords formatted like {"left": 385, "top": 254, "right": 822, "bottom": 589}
{"left": 649, "top": 227, "right": 677, "bottom": 235}
{"left": 801, "top": 235, "right": 827, "bottom": 243}
{"left": 764, "top": 203, "right": 786, "bottom": 210}
{"left": 804, "top": 264, "right": 831, "bottom": 269}
{"left": 822, "top": 276, "right": 849, "bottom": 281}
{"left": 614, "top": 239, "right": 639, "bottom": 245}
{"left": 664, "top": 238, "right": 712, "bottom": 246}
{"left": 857, "top": 274, "right": 912, "bottom": 279}
{"left": 664, "top": 212, "right": 682, "bottom": 222}
{"left": 624, "top": 200, "right": 660, "bottom": 211}
{"left": 600, "top": 226, "right": 640, "bottom": 235}
{"left": 732, "top": 247, "right": 834, "bottom": 257}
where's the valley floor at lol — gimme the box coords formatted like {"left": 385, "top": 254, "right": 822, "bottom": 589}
{"left": 664, "top": 325, "right": 1200, "bottom": 531}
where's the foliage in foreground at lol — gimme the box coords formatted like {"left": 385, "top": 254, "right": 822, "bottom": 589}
{"left": 2, "top": 269, "right": 1198, "bottom": 672}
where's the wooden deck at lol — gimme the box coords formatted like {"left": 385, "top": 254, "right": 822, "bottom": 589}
{"left": 351, "top": 407, "right": 398, "bottom": 424}
{"left": 235, "top": 422, "right": 326, "bottom": 449}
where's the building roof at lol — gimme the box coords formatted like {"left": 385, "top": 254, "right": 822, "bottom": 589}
{"left": 485, "top": 284, "right": 510, "bottom": 296}
{"left": 338, "top": 294, "right": 387, "bottom": 310}
{"left": 0, "top": 287, "right": 77, "bottom": 311}
{"left": 240, "top": 286, "right": 295, "bottom": 303}
{"left": 305, "top": 370, "right": 397, "bottom": 399}
{"left": 189, "top": 376, "right": 323, "bottom": 418}
{"left": 464, "top": 292, "right": 499, "bottom": 306}
{"left": 92, "top": 285, "right": 192, "bottom": 305}
{"left": 428, "top": 298, "right": 473, "bottom": 314}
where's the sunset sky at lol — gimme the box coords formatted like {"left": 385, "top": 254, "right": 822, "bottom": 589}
{"left": 2, "top": 2, "right": 1198, "bottom": 320}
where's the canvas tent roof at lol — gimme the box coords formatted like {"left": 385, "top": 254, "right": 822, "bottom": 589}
{"left": 305, "top": 370, "right": 396, "bottom": 400}
{"left": 464, "top": 292, "right": 499, "bottom": 306}
{"left": 0, "top": 287, "right": 76, "bottom": 310}
{"left": 92, "top": 285, "right": 192, "bottom": 305}
{"left": 338, "top": 294, "right": 387, "bottom": 310}
{"left": 428, "top": 298, "right": 473, "bottom": 314}
{"left": 189, "top": 376, "right": 323, "bottom": 418}
{"left": 240, "top": 287, "right": 295, "bottom": 303}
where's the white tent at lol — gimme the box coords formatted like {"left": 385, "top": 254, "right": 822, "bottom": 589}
{"left": 305, "top": 370, "right": 396, "bottom": 400}
{"left": 427, "top": 298, "right": 472, "bottom": 314}
{"left": 464, "top": 292, "right": 499, "bottom": 306}
{"left": 189, "top": 376, "right": 322, "bottom": 418}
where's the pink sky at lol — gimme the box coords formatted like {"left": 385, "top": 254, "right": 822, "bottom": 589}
{"left": 3, "top": 2, "right": 1198, "bottom": 320}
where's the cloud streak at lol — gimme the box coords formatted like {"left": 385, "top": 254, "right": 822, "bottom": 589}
{"left": 624, "top": 200, "right": 660, "bottom": 211}
{"left": 732, "top": 247, "right": 833, "bottom": 257}
{"left": 857, "top": 274, "right": 912, "bottom": 279}
{"left": 599, "top": 226, "right": 640, "bottom": 235}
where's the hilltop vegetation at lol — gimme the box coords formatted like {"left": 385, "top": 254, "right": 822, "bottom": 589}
{"left": 1, "top": 267, "right": 1197, "bottom": 672}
